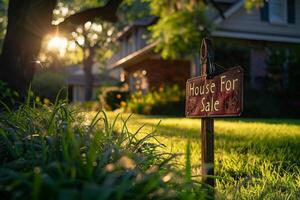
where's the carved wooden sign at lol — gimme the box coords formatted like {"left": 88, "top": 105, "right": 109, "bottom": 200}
{"left": 185, "top": 66, "right": 243, "bottom": 117}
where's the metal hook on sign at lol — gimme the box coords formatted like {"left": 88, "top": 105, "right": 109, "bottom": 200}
{"left": 200, "top": 37, "right": 215, "bottom": 79}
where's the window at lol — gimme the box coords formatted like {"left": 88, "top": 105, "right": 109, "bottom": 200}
{"left": 269, "top": 0, "right": 287, "bottom": 25}
{"left": 260, "top": 0, "right": 295, "bottom": 24}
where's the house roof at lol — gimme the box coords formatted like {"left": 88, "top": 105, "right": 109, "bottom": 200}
{"left": 114, "top": 1, "right": 237, "bottom": 41}
{"left": 115, "top": 16, "right": 158, "bottom": 40}
{"left": 211, "top": 0, "right": 300, "bottom": 43}
{"left": 213, "top": 0, "right": 244, "bottom": 24}
{"left": 109, "top": 0, "right": 300, "bottom": 70}
{"left": 118, "top": 0, "right": 300, "bottom": 44}
{"left": 109, "top": 43, "right": 157, "bottom": 69}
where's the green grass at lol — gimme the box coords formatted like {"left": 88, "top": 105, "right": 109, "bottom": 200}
{"left": 0, "top": 102, "right": 207, "bottom": 200}
{"left": 1, "top": 98, "right": 299, "bottom": 199}
{"left": 101, "top": 112, "right": 300, "bottom": 199}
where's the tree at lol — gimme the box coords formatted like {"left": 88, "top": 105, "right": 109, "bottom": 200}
{"left": 0, "top": 0, "right": 8, "bottom": 49}
{"left": 149, "top": 0, "right": 205, "bottom": 59}
{"left": 48, "top": 2, "right": 117, "bottom": 101}
{"left": 0, "top": 0, "right": 122, "bottom": 103}
{"left": 148, "top": 0, "right": 266, "bottom": 59}
{"left": 71, "top": 21, "right": 115, "bottom": 100}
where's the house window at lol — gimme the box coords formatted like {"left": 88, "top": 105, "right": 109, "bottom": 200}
{"left": 269, "top": 0, "right": 287, "bottom": 25}
{"left": 261, "top": 0, "right": 295, "bottom": 24}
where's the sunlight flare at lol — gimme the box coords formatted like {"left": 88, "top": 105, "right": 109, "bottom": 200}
{"left": 47, "top": 36, "right": 68, "bottom": 56}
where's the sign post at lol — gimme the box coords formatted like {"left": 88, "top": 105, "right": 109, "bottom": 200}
{"left": 201, "top": 117, "right": 214, "bottom": 186}
{"left": 200, "top": 38, "right": 215, "bottom": 187}
{"left": 185, "top": 38, "right": 243, "bottom": 187}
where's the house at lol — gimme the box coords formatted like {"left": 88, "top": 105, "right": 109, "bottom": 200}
{"left": 65, "top": 64, "right": 118, "bottom": 102}
{"left": 107, "top": 16, "right": 190, "bottom": 92}
{"left": 107, "top": 0, "right": 300, "bottom": 93}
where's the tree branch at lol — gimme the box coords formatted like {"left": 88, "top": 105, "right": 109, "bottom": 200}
{"left": 58, "top": 0, "right": 123, "bottom": 31}
{"left": 208, "top": 0, "right": 225, "bottom": 19}
{"left": 74, "top": 39, "right": 84, "bottom": 50}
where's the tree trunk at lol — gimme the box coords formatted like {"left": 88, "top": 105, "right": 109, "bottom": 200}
{"left": 0, "top": 0, "right": 122, "bottom": 106}
{"left": 83, "top": 48, "right": 95, "bottom": 101}
{"left": 83, "top": 63, "right": 94, "bottom": 101}
{"left": 0, "top": 0, "right": 57, "bottom": 100}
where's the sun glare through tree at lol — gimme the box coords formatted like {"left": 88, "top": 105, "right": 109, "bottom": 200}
{"left": 47, "top": 36, "right": 68, "bottom": 57}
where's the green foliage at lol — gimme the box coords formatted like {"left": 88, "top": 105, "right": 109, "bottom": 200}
{"left": 32, "top": 69, "right": 67, "bottom": 102}
{"left": 149, "top": 0, "right": 206, "bottom": 59}
{"left": 0, "top": 80, "right": 19, "bottom": 107}
{"left": 126, "top": 85, "right": 185, "bottom": 115}
{"left": 39, "top": 0, "right": 117, "bottom": 69}
{"left": 59, "top": 0, "right": 105, "bottom": 12}
{"left": 0, "top": 0, "right": 8, "bottom": 51}
{"left": 147, "top": 0, "right": 267, "bottom": 59}
{"left": 120, "top": 0, "right": 151, "bottom": 23}
{"left": 244, "top": 0, "right": 265, "bottom": 10}
{"left": 243, "top": 90, "right": 299, "bottom": 118}
{"left": 265, "top": 49, "right": 286, "bottom": 93}
{"left": 0, "top": 99, "right": 206, "bottom": 199}
{"left": 104, "top": 90, "right": 130, "bottom": 110}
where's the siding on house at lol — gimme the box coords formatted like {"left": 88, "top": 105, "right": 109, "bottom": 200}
{"left": 217, "top": 0, "right": 300, "bottom": 39}
{"left": 107, "top": 26, "right": 149, "bottom": 70}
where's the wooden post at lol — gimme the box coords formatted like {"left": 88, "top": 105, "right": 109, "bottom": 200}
{"left": 200, "top": 38, "right": 215, "bottom": 187}
{"left": 201, "top": 118, "right": 215, "bottom": 187}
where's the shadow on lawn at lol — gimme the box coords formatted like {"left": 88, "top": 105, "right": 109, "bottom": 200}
{"left": 154, "top": 123, "right": 300, "bottom": 168}
{"left": 223, "top": 118, "right": 300, "bottom": 126}
{"left": 134, "top": 113, "right": 300, "bottom": 126}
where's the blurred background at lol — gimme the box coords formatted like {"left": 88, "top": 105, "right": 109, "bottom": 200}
{"left": 0, "top": 0, "right": 299, "bottom": 118}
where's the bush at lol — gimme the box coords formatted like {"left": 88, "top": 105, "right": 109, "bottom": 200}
{"left": 104, "top": 89, "right": 130, "bottom": 110}
{"left": 244, "top": 90, "right": 300, "bottom": 118}
{"left": 0, "top": 80, "right": 19, "bottom": 108}
{"left": 126, "top": 85, "right": 185, "bottom": 116}
{"left": 0, "top": 100, "right": 206, "bottom": 199}
{"left": 32, "top": 69, "right": 67, "bottom": 102}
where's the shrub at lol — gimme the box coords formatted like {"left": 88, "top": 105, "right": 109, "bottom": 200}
{"left": 0, "top": 80, "right": 19, "bottom": 108}
{"left": 0, "top": 100, "right": 205, "bottom": 199}
{"left": 32, "top": 69, "right": 67, "bottom": 102}
{"left": 126, "top": 85, "right": 185, "bottom": 116}
{"left": 104, "top": 89, "right": 130, "bottom": 110}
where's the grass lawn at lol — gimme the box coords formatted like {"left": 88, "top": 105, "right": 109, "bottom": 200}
{"left": 100, "top": 112, "right": 300, "bottom": 199}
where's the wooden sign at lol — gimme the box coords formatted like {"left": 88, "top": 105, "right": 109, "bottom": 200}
{"left": 185, "top": 66, "right": 243, "bottom": 117}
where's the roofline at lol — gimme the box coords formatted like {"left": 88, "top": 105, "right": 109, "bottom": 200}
{"left": 115, "top": 25, "right": 135, "bottom": 41}
{"left": 115, "top": 1, "right": 242, "bottom": 41}
{"left": 110, "top": 30, "right": 300, "bottom": 69}
{"left": 214, "top": 0, "right": 244, "bottom": 24}
{"left": 212, "top": 30, "right": 300, "bottom": 43}
{"left": 108, "top": 43, "right": 157, "bottom": 69}
{"left": 115, "top": 16, "right": 158, "bottom": 41}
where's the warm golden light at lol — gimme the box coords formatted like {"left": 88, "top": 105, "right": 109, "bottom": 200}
{"left": 47, "top": 36, "right": 68, "bottom": 56}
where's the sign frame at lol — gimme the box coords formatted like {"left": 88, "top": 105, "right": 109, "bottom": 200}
{"left": 185, "top": 66, "right": 244, "bottom": 118}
